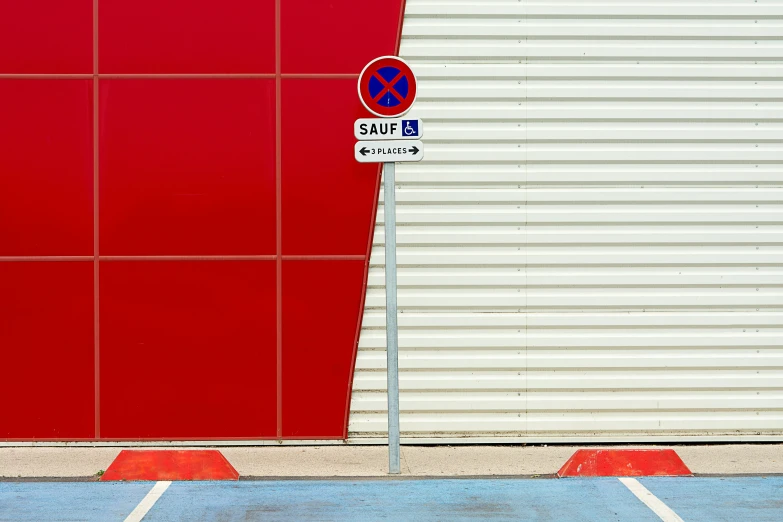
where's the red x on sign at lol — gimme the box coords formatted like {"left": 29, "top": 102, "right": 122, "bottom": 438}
{"left": 358, "top": 56, "right": 417, "bottom": 118}
{"left": 372, "top": 70, "right": 405, "bottom": 103}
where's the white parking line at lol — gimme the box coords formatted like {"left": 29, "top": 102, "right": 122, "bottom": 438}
{"left": 123, "top": 481, "right": 171, "bottom": 522}
{"left": 619, "top": 477, "right": 684, "bottom": 522}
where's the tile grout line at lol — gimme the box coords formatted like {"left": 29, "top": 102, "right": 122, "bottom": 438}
{"left": 0, "top": 257, "right": 94, "bottom": 262}
{"left": 93, "top": 0, "right": 100, "bottom": 440}
{"left": 282, "top": 255, "right": 365, "bottom": 261}
{"left": 123, "top": 481, "right": 171, "bottom": 522}
{"left": 618, "top": 478, "right": 685, "bottom": 522}
{"left": 100, "top": 256, "right": 277, "bottom": 261}
{"left": 275, "top": 0, "right": 283, "bottom": 441}
{"left": 0, "top": 255, "right": 366, "bottom": 262}
{"left": 0, "top": 74, "right": 357, "bottom": 79}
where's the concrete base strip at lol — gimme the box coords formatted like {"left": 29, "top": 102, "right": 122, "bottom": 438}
{"left": 123, "top": 481, "right": 171, "bottom": 522}
{"left": 3, "top": 444, "right": 783, "bottom": 478}
{"left": 619, "top": 477, "right": 683, "bottom": 522}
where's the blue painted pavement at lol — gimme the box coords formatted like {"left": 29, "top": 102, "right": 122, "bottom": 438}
{"left": 0, "top": 482, "right": 153, "bottom": 522}
{"left": 640, "top": 477, "right": 783, "bottom": 522}
{"left": 145, "top": 479, "right": 658, "bottom": 522}
{"left": 0, "top": 477, "right": 781, "bottom": 521}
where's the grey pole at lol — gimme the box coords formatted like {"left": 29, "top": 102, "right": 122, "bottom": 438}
{"left": 384, "top": 161, "right": 401, "bottom": 475}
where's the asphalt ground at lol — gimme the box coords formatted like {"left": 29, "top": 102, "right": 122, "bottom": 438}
{"left": 1, "top": 476, "right": 782, "bottom": 521}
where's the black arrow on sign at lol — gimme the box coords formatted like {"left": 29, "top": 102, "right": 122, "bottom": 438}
{"left": 360, "top": 147, "right": 369, "bottom": 156}
{"left": 410, "top": 146, "right": 420, "bottom": 155}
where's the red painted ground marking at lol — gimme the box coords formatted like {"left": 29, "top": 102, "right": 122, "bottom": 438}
{"left": 100, "top": 450, "right": 239, "bottom": 481}
{"left": 557, "top": 449, "right": 692, "bottom": 477}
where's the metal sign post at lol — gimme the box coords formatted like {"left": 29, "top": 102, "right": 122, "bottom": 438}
{"left": 383, "top": 160, "right": 401, "bottom": 475}
{"left": 355, "top": 56, "right": 420, "bottom": 475}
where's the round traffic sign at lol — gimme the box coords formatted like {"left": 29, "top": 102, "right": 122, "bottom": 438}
{"left": 358, "top": 56, "right": 417, "bottom": 118}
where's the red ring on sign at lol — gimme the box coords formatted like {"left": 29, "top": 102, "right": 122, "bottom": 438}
{"left": 358, "top": 56, "right": 417, "bottom": 118}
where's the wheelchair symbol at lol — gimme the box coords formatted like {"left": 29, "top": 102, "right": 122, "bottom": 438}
{"left": 402, "top": 120, "right": 419, "bottom": 137}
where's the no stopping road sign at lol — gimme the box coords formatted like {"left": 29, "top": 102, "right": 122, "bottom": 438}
{"left": 358, "top": 56, "right": 417, "bottom": 118}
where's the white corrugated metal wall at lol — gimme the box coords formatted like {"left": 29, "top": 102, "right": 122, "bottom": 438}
{"left": 349, "top": 0, "right": 783, "bottom": 442}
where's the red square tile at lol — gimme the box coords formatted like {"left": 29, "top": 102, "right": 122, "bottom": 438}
{"left": 0, "top": 262, "right": 94, "bottom": 439}
{"left": 281, "top": 0, "right": 403, "bottom": 73}
{"left": 282, "top": 79, "right": 378, "bottom": 255}
{"left": 282, "top": 260, "right": 365, "bottom": 438}
{"left": 0, "top": 2, "right": 92, "bottom": 74}
{"left": 100, "top": 261, "right": 277, "bottom": 439}
{"left": 0, "top": 80, "right": 93, "bottom": 256}
{"left": 99, "top": 79, "right": 276, "bottom": 256}
{"left": 99, "top": 0, "right": 275, "bottom": 74}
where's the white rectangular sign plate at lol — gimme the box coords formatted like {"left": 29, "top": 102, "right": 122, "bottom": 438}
{"left": 354, "top": 140, "right": 424, "bottom": 163}
{"left": 354, "top": 118, "right": 423, "bottom": 141}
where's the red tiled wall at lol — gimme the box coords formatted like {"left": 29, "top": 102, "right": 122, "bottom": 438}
{"left": 0, "top": 0, "right": 405, "bottom": 440}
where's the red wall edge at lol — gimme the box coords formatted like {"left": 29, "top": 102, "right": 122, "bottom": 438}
{"left": 342, "top": 0, "right": 410, "bottom": 439}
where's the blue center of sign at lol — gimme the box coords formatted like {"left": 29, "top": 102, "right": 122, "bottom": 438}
{"left": 368, "top": 66, "right": 409, "bottom": 108}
